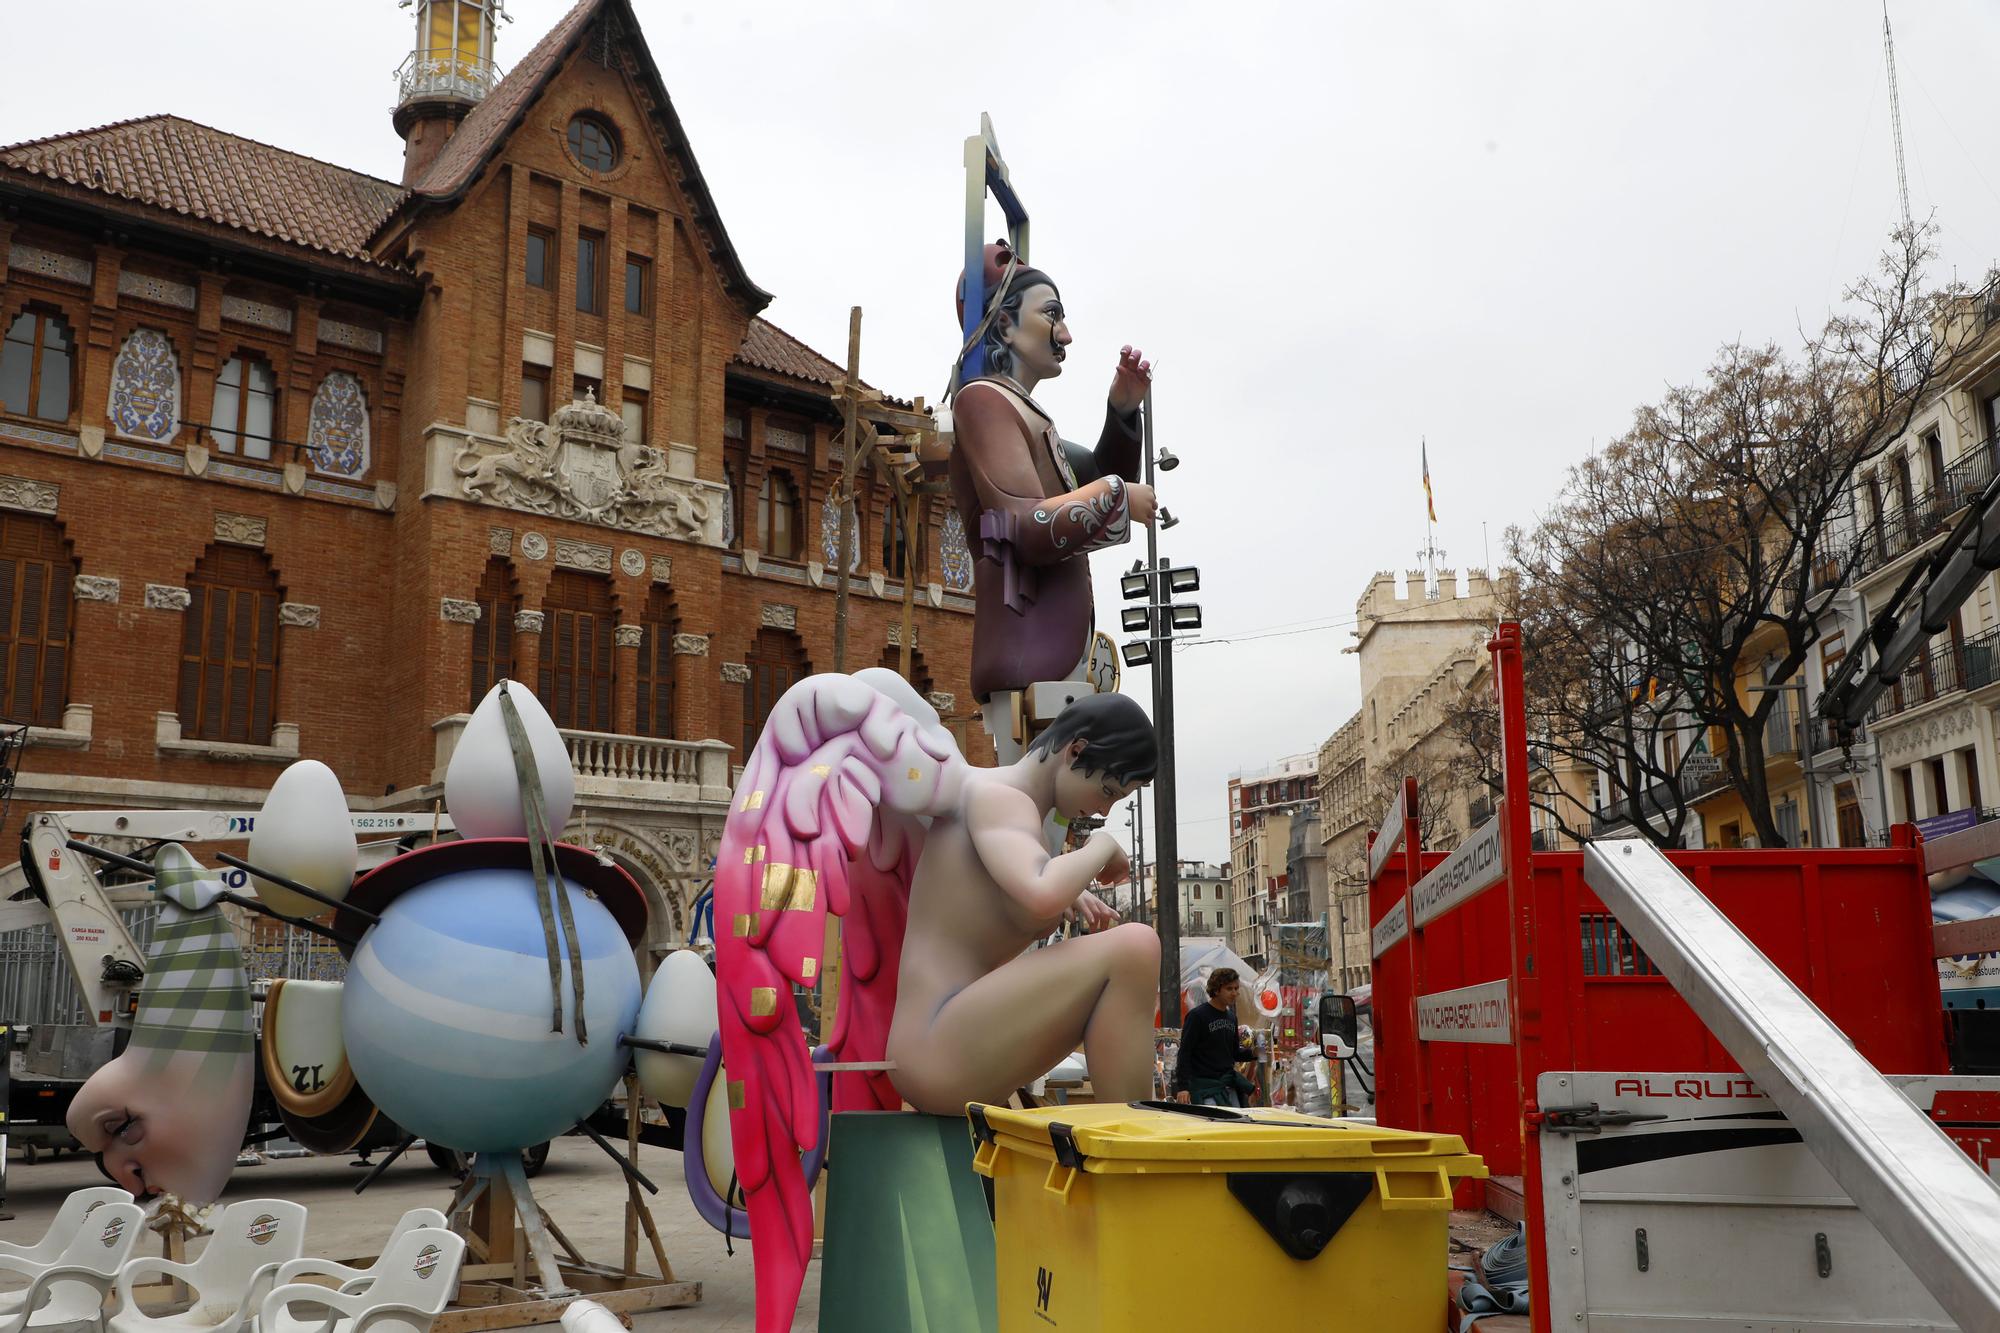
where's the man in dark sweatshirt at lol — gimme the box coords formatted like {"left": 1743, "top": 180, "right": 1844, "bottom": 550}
{"left": 1173, "top": 968, "right": 1256, "bottom": 1108}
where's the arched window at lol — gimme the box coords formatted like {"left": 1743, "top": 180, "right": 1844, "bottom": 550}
{"left": 538, "top": 570, "right": 615, "bottom": 732}
{"left": 757, "top": 471, "right": 800, "bottom": 561}
{"left": 0, "top": 307, "right": 75, "bottom": 422}
{"left": 0, "top": 514, "right": 75, "bottom": 726}
{"left": 882, "top": 501, "right": 919, "bottom": 581}
{"left": 636, "top": 586, "right": 679, "bottom": 739}
{"left": 468, "top": 557, "right": 518, "bottom": 710}
{"left": 743, "top": 627, "right": 809, "bottom": 757}
{"left": 210, "top": 353, "right": 279, "bottom": 460}
{"left": 179, "top": 545, "right": 281, "bottom": 744}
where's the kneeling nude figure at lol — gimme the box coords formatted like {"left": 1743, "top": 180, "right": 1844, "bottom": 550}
{"left": 710, "top": 675, "right": 1158, "bottom": 1332}
{"left": 887, "top": 694, "right": 1159, "bottom": 1112}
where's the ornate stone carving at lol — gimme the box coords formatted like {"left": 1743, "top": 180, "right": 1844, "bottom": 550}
{"left": 515, "top": 609, "right": 546, "bottom": 634}
{"left": 651, "top": 555, "right": 673, "bottom": 583}
{"left": 0, "top": 476, "right": 59, "bottom": 517}
{"left": 620, "top": 548, "right": 646, "bottom": 577}
{"left": 721, "top": 662, "right": 752, "bottom": 684}
{"left": 926, "top": 691, "right": 957, "bottom": 713}
{"left": 489, "top": 528, "right": 514, "bottom": 556}
{"left": 440, "top": 597, "right": 482, "bottom": 624}
{"left": 453, "top": 394, "right": 716, "bottom": 540}
{"left": 665, "top": 829, "right": 699, "bottom": 870}
{"left": 279, "top": 603, "right": 321, "bottom": 629}
{"left": 766, "top": 424, "right": 809, "bottom": 453}
{"left": 221, "top": 295, "right": 292, "bottom": 333}
{"left": 8, "top": 243, "right": 92, "bottom": 286}
{"left": 520, "top": 532, "right": 549, "bottom": 560}
{"left": 306, "top": 372, "right": 370, "bottom": 477}
{"left": 374, "top": 480, "right": 398, "bottom": 510}
{"left": 554, "top": 538, "right": 612, "bottom": 573}
{"left": 615, "top": 624, "right": 645, "bottom": 648}
{"left": 117, "top": 270, "right": 197, "bottom": 310}
{"left": 671, "top": 633, "right": 709, "bottom": 656}
{"left": 214, "top": 512, "right": 267, "bottom": 547}
{"left": 887, "top": 623, "right": 919, "bottom": 648}
{"left": 761, "top": 603, "right": 797, "bottom": 631}
{"left": 1877, "top": 704, "right": 1978, "bottom": 762}
{"left": 146, "top": 584, "right": 192, "bottom": 611}
{"left": 107, "top": 329, "right": 181, "bottom": 443}
{"left": 317, "top": 318, "right": 384, "bottom": 354}
{"left": 73, "top": 575, "right": 120, "bottom": 603}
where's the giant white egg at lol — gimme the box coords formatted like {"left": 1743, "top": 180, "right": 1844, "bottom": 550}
{"left": 632, "top": 949, "right": 718, "bottom": 1108}
{"left": 446, "top": 680, "right": 575, "bottom": 840}
{"left": 249, "top": 760, "right": 357, "bottom": 917}
{"left": 701, "top": 1065, "right": 735, "bottom": 1200}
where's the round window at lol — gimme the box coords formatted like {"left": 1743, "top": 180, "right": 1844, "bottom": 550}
{"left": 567, "top": 114, "right": 619, "bottom": 173}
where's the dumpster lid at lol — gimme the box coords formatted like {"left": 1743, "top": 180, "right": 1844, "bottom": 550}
{"left": 969, "top": 1101, "right": 1485, "bottom": 1171}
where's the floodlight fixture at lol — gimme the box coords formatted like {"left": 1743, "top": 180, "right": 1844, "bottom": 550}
{"left": 1156, "top": 449, "right": 1180, "bottom": 471}
{"left": 1122, "top": 639, "right": 1153, "bottom": 667}
{"left": 1168, "top": 566, "right": 1201, "bottom": 594}
{"left": 1170, "top": 604, "right": 1203, "bottom": 631}
{"left": 1121, "top": 606, "right": 1150, "bottom": 634}
{"left": 1120, "top": 568, "right": 1150, "bottom": 600}
{"left": 1160, "top": 509, "right": 1180, "bottom": 530}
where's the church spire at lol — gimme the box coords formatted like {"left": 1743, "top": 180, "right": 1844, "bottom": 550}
{"left": 393, "top": 0, "right": 509, "bottom": 184}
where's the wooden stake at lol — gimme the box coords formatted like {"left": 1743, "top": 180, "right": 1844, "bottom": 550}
{"left": 832, "top": 306, "right": 862, "bottom": 672}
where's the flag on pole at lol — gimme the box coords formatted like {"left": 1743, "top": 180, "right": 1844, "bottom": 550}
{"left": 1422, "top": 440, "right": 1437, "bottom": 523}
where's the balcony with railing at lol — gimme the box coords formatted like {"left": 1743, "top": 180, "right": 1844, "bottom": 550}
{"left": 1855, "top": 437, "right": 2000, "bottom": 578}
{"left": 1869, "top": 626, "right": 2000, "bottom": 722}
{"left": 430, "top": 715, "right": 734, "bottom": 804}
{"left": 1762, "top": 696, "right": 1800, "bottom": 759}
{"left": 1807, "top": 713, "right": 1867, "bottom": 755}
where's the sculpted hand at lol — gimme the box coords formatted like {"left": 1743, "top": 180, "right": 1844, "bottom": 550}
{"left": 1126, "top": 482, "right": 1158, "bottom": 527}
{"left": 1072, "top": 893, "right": 1120, "bottom": 932}
{"left": 1108, "top": 345, "right": 1152, "bottom": 417}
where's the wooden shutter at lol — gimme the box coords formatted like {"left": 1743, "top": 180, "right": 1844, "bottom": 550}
{"left": 743, "top": 627, "right": 809, "bottom": 756}
{"left": 178, "top": 545, "right": 281, "bottom": 743}
{"left": 538, "top": 571, "right": 615, "bottom": 732}
{"left": 0, "top": 514, "right": 73, "bottom": 727}
{"left": 469, "top": 558, "right": 518, "bottom": 709}
{"left": 636, "top": 586, "right": 677, "bottom": 739}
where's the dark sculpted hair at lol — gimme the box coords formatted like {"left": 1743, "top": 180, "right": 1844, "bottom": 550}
{"left": 1207, "top": 967, "right": 1240, "bottom": 997}
{"left": 981, "top": 266, "right": 1059, "bottom": 382}
{"left": 1027, "top": 691, "right": 1157, "bottom": 786}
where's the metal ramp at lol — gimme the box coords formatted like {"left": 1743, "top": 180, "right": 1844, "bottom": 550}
{"left": 1584, "top": 839, "right": 2000, "bottom": 1329}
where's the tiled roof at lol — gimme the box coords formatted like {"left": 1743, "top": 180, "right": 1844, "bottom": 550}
{"left": 736, "top": 319, "right": 847, "bottom": 387}
{"left": 0, "top": 115, "right": 406, "bottom": 265}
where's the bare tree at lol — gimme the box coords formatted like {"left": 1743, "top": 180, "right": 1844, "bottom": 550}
{"left": 1511, "top": 227, "right": 1968, "bottom": 846}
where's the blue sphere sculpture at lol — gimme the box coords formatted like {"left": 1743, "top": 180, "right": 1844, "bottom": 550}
{"left": 341, "top": 865, "right": 641, "bottom": 1153}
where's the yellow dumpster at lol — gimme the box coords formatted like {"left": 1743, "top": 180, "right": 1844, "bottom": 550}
{"left": 967, "top": 1100, "right": 1485, "bottom": 1333}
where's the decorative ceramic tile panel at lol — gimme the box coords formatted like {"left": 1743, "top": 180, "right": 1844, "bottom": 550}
{"left": 766, "top": 424, "right": 809, "bottom": 453}
{"left": 317, "top": 318, "right": 384, "bottom": 354}
{"left": 820, "top": 491, "right": 859, "bottom": 571}
{"left": 221, "top": 296, "right": 293, "bottom": 333}
{"left": 306, "top": 372, "right": 369, "bottom": 477}
{"left": 116, "top": 271, "right": 196, "bottom": 310}
{"left": 939, "top": 506, "right": 973, "bottom": 592}
{"left": 106, "top": 329, "right": 182, "bottom": 443}
{"left": 7, "top": 243, "right": 91, "bottom": 286}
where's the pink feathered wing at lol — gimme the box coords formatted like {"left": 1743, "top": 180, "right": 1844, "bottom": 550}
{"left": 713, "top": 671, "right": 966, "bottom": 1333}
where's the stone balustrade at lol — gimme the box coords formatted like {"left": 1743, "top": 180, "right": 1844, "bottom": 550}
{"left": 431, "top": 715, "right": 733, "bottom": 805}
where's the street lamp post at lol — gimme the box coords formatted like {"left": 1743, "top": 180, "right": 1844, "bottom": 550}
{"left": 1121, "top": 385, "right": 1198, "bottom": 1026}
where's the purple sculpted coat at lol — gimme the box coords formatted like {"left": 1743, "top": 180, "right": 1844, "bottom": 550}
{"left": 948, "top": 378, "right": 1142, "bottom": 701}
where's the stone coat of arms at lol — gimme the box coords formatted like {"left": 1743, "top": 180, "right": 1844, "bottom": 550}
{"left": 454, "top": 391, "right": 716, "bottom": 540}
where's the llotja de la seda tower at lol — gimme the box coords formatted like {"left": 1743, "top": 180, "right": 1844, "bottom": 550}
{"left": 0, "top": 0, "right": 982, "bottom": 957}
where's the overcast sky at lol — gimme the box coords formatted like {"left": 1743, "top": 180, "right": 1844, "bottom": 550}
{"left": 10, "top": 1, "right": 2000, "bottom": 867}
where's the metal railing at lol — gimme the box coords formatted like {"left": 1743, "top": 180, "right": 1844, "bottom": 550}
{"left": 1807, "top": 714, "right": 1867, "bottom": 754}
{"left": 1872, "top": 627, "right": 2000, "bottom": 719}
{"left": 1941, "top": 436, "right": 2000, "bottom": 510}
{"left": 396, "top": 49, "right": 499, "bottom": 106}
{"left": 1763, "top": 696, "right": 1800, "bottom": 758}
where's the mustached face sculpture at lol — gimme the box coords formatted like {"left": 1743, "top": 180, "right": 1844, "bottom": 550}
{"left": 67, "top": 845, "right": 255, "bottom": 1202}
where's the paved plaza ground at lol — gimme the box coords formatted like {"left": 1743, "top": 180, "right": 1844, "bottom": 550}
{"left": 0, "top": 1137, "right": 815, "bottom": 1332}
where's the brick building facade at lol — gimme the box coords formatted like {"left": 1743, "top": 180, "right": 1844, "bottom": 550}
{"left": 0, "top": 0, "right": 979, "bottom": 956}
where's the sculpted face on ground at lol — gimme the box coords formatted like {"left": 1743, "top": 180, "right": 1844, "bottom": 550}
{"left": 70, "top": 1047, "right": 254, "bottom": 1202}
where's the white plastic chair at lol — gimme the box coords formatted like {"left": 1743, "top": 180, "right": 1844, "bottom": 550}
{"left": 258, "top": 1231, "right": 463, "bottom": 1333}
{"left": 106, "top": 1200, "right": 306, "bottom": 1333}
{"left": 0, "top": 1199, "right": 145, "bottom": 1333}
{"left": 0, "top": 1190, "right": 132, "bottom": 1274}
{"left": 268, "top": 1211, "right": 445, "bottom": 1298}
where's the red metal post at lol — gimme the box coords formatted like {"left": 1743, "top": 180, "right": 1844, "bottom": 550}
{"left": 1398, "top": 776, "right": 1427, "bottom": 1128}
